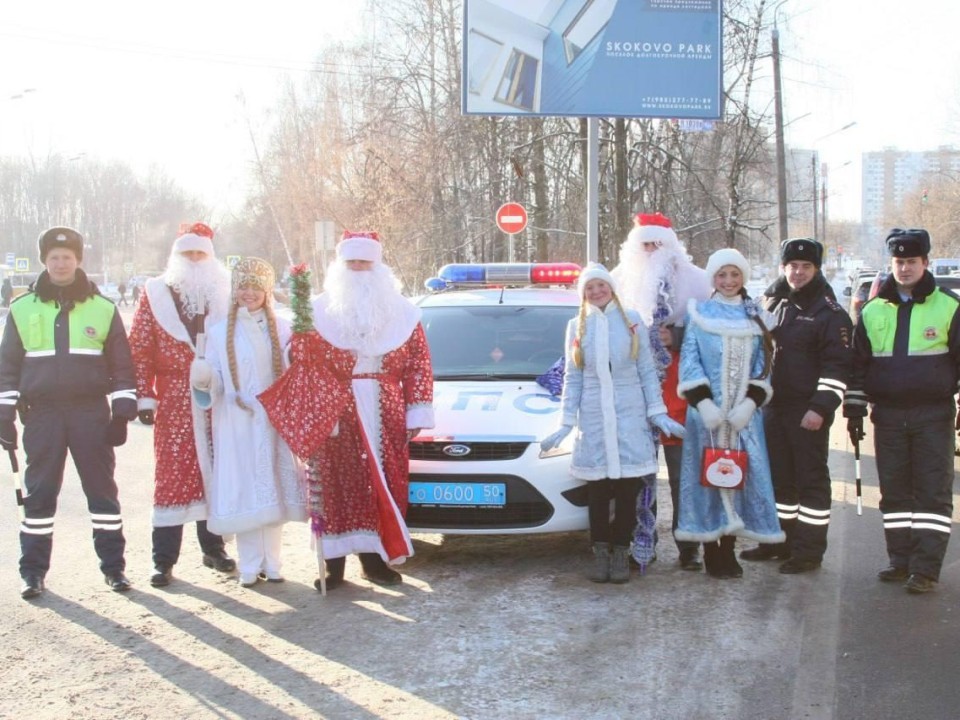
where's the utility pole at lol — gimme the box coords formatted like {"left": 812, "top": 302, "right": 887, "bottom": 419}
{"left": 812, "top": 153, "right": 819, "bottom": 241}
{"left": 821, "top": 162, "right": 828, "bottom": 246}
{"left": 772, "top": 23, "right": 789, "bottom": 242}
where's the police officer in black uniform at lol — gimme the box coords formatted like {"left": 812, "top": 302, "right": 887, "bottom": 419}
{"left": 845, "top": 228, "right": 960, "bottom": 593}
{"left": 0, "top": 227, "right": 138, "bottom": 599}
{"left": 740, "top": 238, "right": 853, "bottom": 573}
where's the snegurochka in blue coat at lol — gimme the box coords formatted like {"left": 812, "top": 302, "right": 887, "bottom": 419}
{"left": 675, "top": 249, "right": 784, "bottom": 579}
{"left": 540, "top": 263, "right": 684, "bottom": 584}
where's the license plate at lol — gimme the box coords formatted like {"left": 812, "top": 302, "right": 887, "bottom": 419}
{"left": 408, "top": 482, "right": 506, "bottom": 506}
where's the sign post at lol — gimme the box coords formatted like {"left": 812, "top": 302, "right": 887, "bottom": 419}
{"left": 315, "top": 220, "right": 336, "bottom": 273}
{"left": 495, "top": 202, "right": 528, "bottom": 262}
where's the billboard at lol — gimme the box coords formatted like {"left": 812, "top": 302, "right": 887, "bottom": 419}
{"left": 462, "top": 0, "right": 722, "bottom": 119}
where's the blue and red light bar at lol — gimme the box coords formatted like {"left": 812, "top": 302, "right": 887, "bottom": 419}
{"left": 428, "top": 262, "right": 581, "bottom": 290}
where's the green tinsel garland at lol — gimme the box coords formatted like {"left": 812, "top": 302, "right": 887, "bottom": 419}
{"left": 288, "top": 263, "right": 314, "bottom": 334}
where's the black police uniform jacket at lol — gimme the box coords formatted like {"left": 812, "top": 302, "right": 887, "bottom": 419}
{"left": 762, "top": 272, "right": 853, "bottom": 417}
{"left": 0, "top": 269, "right": 138, "bottom": 422}
{"left": 846, "top": 271, "right": 960, "bottom": 412}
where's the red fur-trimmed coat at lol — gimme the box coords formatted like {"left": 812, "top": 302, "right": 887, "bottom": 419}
{"left": 308, "top": 324, "right": 434, "bottom": 561}
{"left": 128, "top": 288, "right": 210, "bottom": 526}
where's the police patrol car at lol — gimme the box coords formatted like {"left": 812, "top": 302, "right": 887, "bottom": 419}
{"left": 408, "top": 262, "right": 589, "bottom": 534}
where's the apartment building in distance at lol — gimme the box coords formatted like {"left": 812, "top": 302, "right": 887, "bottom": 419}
{"left": 862, "top": 146, "right": 960, "bottom": 252}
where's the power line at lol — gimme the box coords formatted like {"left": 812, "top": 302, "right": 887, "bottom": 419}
{"left": 0, "top": 26, "right": 369, "bottom": 78}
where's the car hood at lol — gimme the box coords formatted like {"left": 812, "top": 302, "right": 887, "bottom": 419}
{"left": 417, "top": 380, "right": 562, "bottom": 442}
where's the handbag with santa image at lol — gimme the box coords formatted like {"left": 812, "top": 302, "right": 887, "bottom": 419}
{"left": 700, "top": 432, "right": 747, "bottom": 490}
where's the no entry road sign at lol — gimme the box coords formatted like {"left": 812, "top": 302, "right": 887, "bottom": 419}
{"left": 496, "top": 202, "right": 528, "bottom": 234}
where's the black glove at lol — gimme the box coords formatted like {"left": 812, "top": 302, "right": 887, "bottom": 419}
{"left": 138, "top": 409, "right": 155, "bottom": 426}
{"left": 847, "top": 416, "right": 865, "bottom": 445}
{"left": 105, "top": 417, "right": 128, "bottom": 447}
{"left": 0, "top": 419, "right": 17, "bottom": 451}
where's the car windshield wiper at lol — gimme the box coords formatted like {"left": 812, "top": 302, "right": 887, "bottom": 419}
{"left": 434, "top": 373, "right": 537, "bottom": 381}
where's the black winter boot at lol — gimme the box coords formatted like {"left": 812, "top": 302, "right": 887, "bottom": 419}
{"left": 316, "top": 556, "right": 346, "bottom": 591}
{"left": 678, "top": 545, "right": 703, "bottom": 571}
{"left": 740, "top": 542, "right": 790, "bottom": 561}
{"left": 720, "top": 536, "right": 742, "bottom": 578}
{"left": 202, "top": 550, "right": 237, "bottom": 573}
{"left": 359, "top": 553, "right": 402, "bottom": 586}
{"left": 703, "top": 541, "right": 723, "bottom": 578}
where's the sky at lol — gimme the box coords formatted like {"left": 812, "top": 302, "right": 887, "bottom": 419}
{"left": 778, "top": 0, "right": 960, "bottom": 219}
{"left": 2, "top": 0, "right": 959, "bottom": 224}
{"left": 0, "top": 1, "right": 367, "bottom": 223}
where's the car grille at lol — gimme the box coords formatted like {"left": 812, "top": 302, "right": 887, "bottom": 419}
{"left": 406, "top": 473, "right": 553, "bottom": 529}
{"left": 409, "top": 441, "right": 529, "bottom": 462}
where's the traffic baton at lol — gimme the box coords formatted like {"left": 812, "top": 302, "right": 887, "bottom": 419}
{"left": 853, "top": 437, "right": 863, "bottom": 516}
{"left": 8, "top": 446, "right": 24, "bottom": 521}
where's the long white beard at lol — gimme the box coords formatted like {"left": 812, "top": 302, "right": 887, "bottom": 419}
{"left": 164, "top": 254, "right": 231, "bottom": 319}
{"left": 616, "top": 246, "right": 678, "bottom": 326}
{"left": 323, "top": 262, "right": 408, "bottom": 354}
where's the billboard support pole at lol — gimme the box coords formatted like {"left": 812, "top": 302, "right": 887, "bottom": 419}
{"left": 587, "top": 117, "right": 599, "bottom": 264}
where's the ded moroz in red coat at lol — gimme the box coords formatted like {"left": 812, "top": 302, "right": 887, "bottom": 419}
{"left": 128, "top": 278, "right": 225, "bottom": 527}
{"left": 308, "top": 293, "right": 434, "bottom": 564}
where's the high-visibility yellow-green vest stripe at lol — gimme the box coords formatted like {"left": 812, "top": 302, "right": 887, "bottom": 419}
{"left": 861, "top": 290, "right": 959, "bottom": 356}
{"left": 10, "top": 294, "right": 115, "bottom": 355}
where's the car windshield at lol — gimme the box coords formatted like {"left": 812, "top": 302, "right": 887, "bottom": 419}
{"left": 422, "top": 305, "right": 576, "bottom": 379}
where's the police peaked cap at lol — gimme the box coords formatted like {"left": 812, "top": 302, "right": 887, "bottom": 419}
{"left": 38, "top": 226, "right": 84, "bottom": 262}
{"left": 885, "top": 228, "right": 931, "bottom": 258}
{"left": 780, "top": 237, "right": 823, "bottom": 268}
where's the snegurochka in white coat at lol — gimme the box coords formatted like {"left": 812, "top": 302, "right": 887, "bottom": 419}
{"left": 541, "top": 263, "right": 684, "bottom": 584}
{"left": 191, "top": 257, "right": 307, "bottom": 587}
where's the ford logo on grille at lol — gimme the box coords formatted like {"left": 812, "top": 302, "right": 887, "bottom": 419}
{"left": 442, "top": 444, "right": 472, "bottom": 457}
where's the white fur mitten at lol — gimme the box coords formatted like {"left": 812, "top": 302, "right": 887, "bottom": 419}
{"left": 727, "top": 399, "right": 757, "bottom": 432}
{"left": 696, "top": 399, "right": 724, "bottom": 430}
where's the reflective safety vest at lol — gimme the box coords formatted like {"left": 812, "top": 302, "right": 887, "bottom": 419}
{"left": 10, "top": 294, "right": 116, "bottom": 357}
{"left": 861, "top": 289, "right": 957, "bottom": 358}
{"left": 858, "top": 286, "right": 960, "bottom": 406}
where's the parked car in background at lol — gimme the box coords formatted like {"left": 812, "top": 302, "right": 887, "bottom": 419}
{"left": 844, "top": 268, "right": 878, "bottom": 322}
{"left": 931, "top": 257, "right": 960, "bottom": 276}
{"left": 407, "top": 262, "right": 589, "bottom": 535}
{"left": 864, "top": 269, "right": 960, "bottom": 306}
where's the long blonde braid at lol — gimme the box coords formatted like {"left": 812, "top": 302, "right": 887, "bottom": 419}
{"left": 227, "top": 300, "right": 283, "bottom": 412}
{"left": 225, "top": 303, "right": 250, "bottom": 411}
{"left": 572, "top": 293, "right": 639, "bottom": 368}
{"left": 572, "top": 301, "right": 588, "bottom": 369}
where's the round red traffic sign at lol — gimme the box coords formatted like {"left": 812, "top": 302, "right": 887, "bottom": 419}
{"left": 496, "top": 202, "right": 528, "bottom": 234}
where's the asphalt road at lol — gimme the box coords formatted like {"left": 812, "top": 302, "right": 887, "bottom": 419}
{"left": 0, "top": 304, "right": 957, "bottom": 718}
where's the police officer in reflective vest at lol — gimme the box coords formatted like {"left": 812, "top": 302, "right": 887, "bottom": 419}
{"left": 0, "top": 227, "right": 138, "bottom": 599}
{"left": 740, "top": 238, "right": 853, "bottom": 573}
{"left": 845, "top": 228, "right": 960, "bottom": 594}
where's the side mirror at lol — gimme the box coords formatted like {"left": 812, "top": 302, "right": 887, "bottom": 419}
{"left": 843, "top": 287, "right": 851, "bottom": 297}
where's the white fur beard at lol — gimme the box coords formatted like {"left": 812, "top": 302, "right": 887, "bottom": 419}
{"left": 165, "top": 255, "right": 231, "bottom": 319}
{"left": 618, "top": 248, "right": 676, "bottom": 325}
{"left": 323, "top": 262, "right": 406, "bottom": 354}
